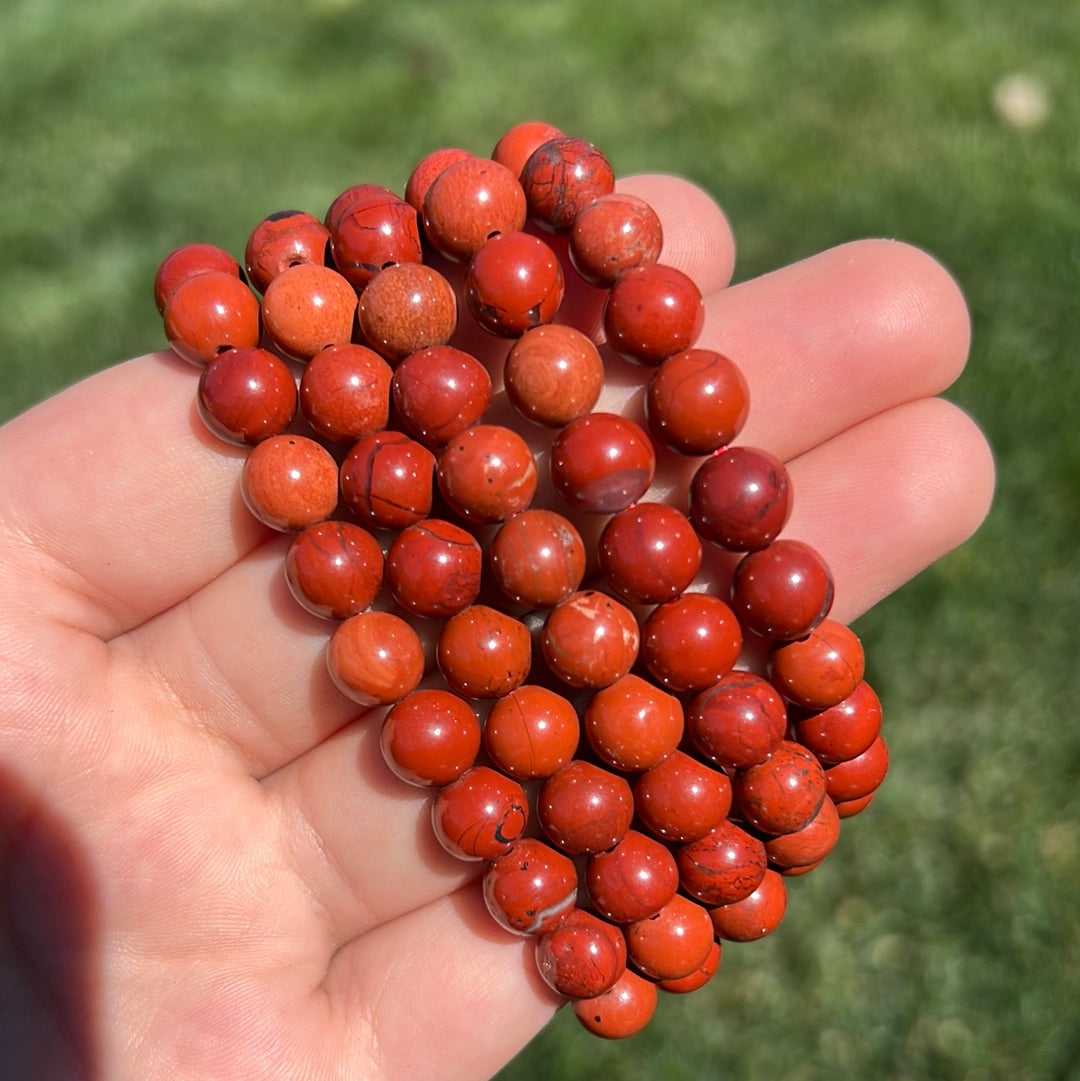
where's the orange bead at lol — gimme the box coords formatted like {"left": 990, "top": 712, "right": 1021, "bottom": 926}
{"left": 437, "top": 424, "right": 537, "bottom": 524}
{"left": 357, "top": 262, "right": 457, "bottom": 363}
{"left": 261, "top": 263, "right": 357, "bottom": 361}
{"left": 163, "top": 269, "right": 260, "bottom": 365}
{"left": 583, "top": 674, "right": 683, "bottom": 773}
{"left": 326, "top": 610, "right": 425, "bottom": 708}
{"left": 436, "top": 605, "right": 532, "bottom": 699}
{"left": 503, "top": 323, "right": 604, "bottom": 427}
{"left": 241, "top": 434, "right": 339, "bottom": 532}
{"left": 483, "top": 685, "right": 580, "bottom": 779}
{"left": 492, "top": 120, "right": 564, "bottom": 178}
{"left": 709, "top": 868, "right": 788, "bottom": 942}
{"left": 625, "top": 893, "right": 714, "bottom": 981}
{"left": 541, "top": 590, "right": 640, "bottom": 690}
{"left": 573, "top": 968, "right": 657, "bottom": 1040}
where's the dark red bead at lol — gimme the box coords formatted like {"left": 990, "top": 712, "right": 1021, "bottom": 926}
{"left": 197, "top": 346, "right": 297, "bottom": 445}
{"left": 488, "top": 508, "right": 586, "bottom": 609}
{"left": 244, "top": 210, "right": 330, "bottom": 294}
{"left": 519, "top": 136, "right": 615, "bottom": 232}
{"left": 603, "top": 263, "right": 704, "bottom": 366}
{"left": 465, "top": 231, "right": 565, "bottom": 337}
{"left": 585, "top": 829, "right": 680, "bottom": 924}
{"left": 380, "top": 688, "right": 481, "bottom": 787}
{"left": 330, "top": 192, "right": 422, "bottom": 291}
{"left": 339, "top": 430, "right": 435, "bottom": 530}
{"left": 436, "top": 424, "right": 538, "bottom": 524}
{"left": 793, "top": 680, "right": 883, "bottom": 765}
{"left": 633, "top": 750, "right": 732, "bottom": 844}
{"left": 686, "top": 670, "right": 788, "bottom": 771}
{"left": 733, "top": 739, "right": 827, "bottom": 836}
{"left": 155, "top": 243, "right": 242, "bottom": 314}
{"left": 676, "top": 819, "right": 768, "bottom": 906}
{"left": 536, "top": 908, "right": 625, "bottom": 999}
{"left": 284, "top": 519, "right": 384, "bottom": 619}
{"left": 639, "top": 593, "right": 743, "bottom": 694}
{"left": 432, "top": 765, "right": 529, "bottom": 861}
{"left": 569, "top": 191, "right": 663, "bottom": 286}
{"left": 163, "top": 269, "right": 260, "bottom": 366}
{"left": 391, "top": 345, "right": 492, "bottom": 448}
{"left": 385, "top": 518, "right": 482, "bottom": 618}
{"left": 537, "top": 759, "right": 634, "bottom": 856}
{"left": 730, "top": 539, "right": 835, "bottom": 641}
{"left": 483, "top": 838, "right": 578, "bottom": 936}
{"left": 436, "top": 604, "right": 532, "bottom": 699}
{"left": 357, "top": 262, "right": 457, "bottom": 363}
{"left": 540, "top": 590, "right": 640, "bottom": 690}
{"left": 299, "top": 343, "right": 392, "bottom": 444}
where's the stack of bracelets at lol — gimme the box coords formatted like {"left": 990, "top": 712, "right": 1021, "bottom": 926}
{"left": 154, "top": 120, "right": 889, "bottom": 1040}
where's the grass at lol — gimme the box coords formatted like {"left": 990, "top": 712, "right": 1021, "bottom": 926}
{"left": 2, "top": 0, "right": 1078, "bottom": 1078}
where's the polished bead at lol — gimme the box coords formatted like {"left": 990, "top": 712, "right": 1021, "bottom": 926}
{"left": 324, "top": 182, "right": 397, "bottom": 232}
{"left": 465, "top": 231, "right": 565, "bottom": 337}
{"left": 549, "top": 413, "right": 656, "bottom": 514}
{"left": 520, "top": 136, "right": 615, "bottom": 232}
{"left": 823, "top": 734, "right": 889, "bottom": 803}
{"left": 380, "top": 688, "right": 481, "bottom": 787}
{"left": 633, "top": 750, "right": 732, "bottom": 844}
{"left": 325, "top": 610, "right": 425, "bottom": 707}
{"left": 686, "top": 670, "right": 788, "bottom": 771}
{"left": 155, "top": 243, "right": 242, "bottom": 314}
{"left": 657, "top": 939, "right": 722, "bottom": 994}
{"left": 197, "top": 346, "right": 297, "bottom": 445}
{"left": 597, "top": 502, "right": 702, "bottom": 605}
{"left": 569, "top": 191, "right": 664, "bottom": 286}
{"left": 391, "top": 345, "right": 492, "bottom": 448}
{"left": 793, "top": 680, "right": 883, "bottom": 764}
{"left": 639, "top": 593, "right": 742, "bottom": 694}
{"left": 689, "top": 447, "right": 792, "bottom": 552}
{"left": 436, "top": 424, "right": 537, "bottom": 523}
{"left": 244, "top": 210, "right": 330, "bottom": 294}
{"left": 537, "top": 759, "right": 634, "bottom": 856}
{"left": 241, "top": 434, "right": 339, "bottom": 532}
{"left": 339, "top": 430, "right": 435, "bottom": 530}
{"left": 583, "top": 674, "right": 683, "bottom": 773}
{"left": 436, "top": 604, "right": 532, "bottom": 699}
{"left": 709, "top": 868, "right": 788, "bottom": 942}
{"left": 646, "top": 349, "right": 750, "bottom": 456}
{"left": 284, "top": 519, "right": 384, "bottom": 619}
{"left": 733, "top": 740, "right": 827, "bottom": 836}
{"left": 625, "top": 894, "right": 715, "bottom": 982}
{"left": 585, "top": 829, "right": 679, "bottom": 924}
{"left": 834, "top": 792, "right": 877, "bottom": 819}
{"left": 677, "top": 819, "right": 768, "bottom": 906}
{"left": 483, "top": 838, "right": 578, "bottom": 936}
{"left": 330, "top": 192, "right": 422, "bottom": 291}
{"left": 163, "top": 269, "right": 260, "bottom": 366}
{"left": 488, "top": 508, "right": 585, "bottom": 609}
{"left": 483, "top": 684, "right": 580, "bottom": 779}
{"left": 769, "top": 619, "right": 866, "bottom": 710}
{"left": 536, "top": 908, "right": 625, "bottom": 999}
{"left": 492, "top": 120, "right": 564, "bottom": 178}
{"left": 299, "top": 343, "right": 392, "bottom": 444}
{"left": 540, "top": 590, "right": 640, "bottom": 690}
{"left": 730, "top": 539, "right": 835, "bottom": 640}
{"left": 572, "top": 967, "right": 657, "bottom": 1040}
{"left": 503, "top": 323, "right": 604, "bottom": 427}
{"left": 357, "top": 262, "right": 457, "bottom": 363}
{"left": 603, "top": 263, "right": 704, "bottom": 366}
{"left": 403, "top": 147, "right": 473, "bottom": 211}
{"left": 385, "top": 518, "right": 482, "bottom": 618}
{"left": 764, "top": 794, "right": 841, "bottom": 870}
{"left": 432, "top": 765, "right": 529, "bottom": 860}
{"left": 261, "top": 263, "right": 357, "bottom": 361}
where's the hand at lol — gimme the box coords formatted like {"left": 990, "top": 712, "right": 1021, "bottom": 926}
{"left": 0, "top": 174, "right": 994, "bottom": 1081}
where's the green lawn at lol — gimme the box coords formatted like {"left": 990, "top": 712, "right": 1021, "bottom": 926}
{"left": 2, "top": 0, "right": 1078, "bottom": 1078}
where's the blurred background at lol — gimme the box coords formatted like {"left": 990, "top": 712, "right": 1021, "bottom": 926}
{"left": 2, "top": 0, "right": 1077, "bottom": 1077}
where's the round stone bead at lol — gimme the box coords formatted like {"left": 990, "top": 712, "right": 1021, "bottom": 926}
{"left": 384, "top": 518, "right": 482, "bottom": 618}
{"left": 537, "top": 759, "right": 634, "bottom": 856}
{"left": 585, "top": 829, "right": 680, "bottom": 924}
{"left": 436, "top": 424, "right": 538, "bottom": 524}
{"left": 834, "top": 792, "right": 877, "bottom": 819}
{"left": 793, "top": 680, "right": 883, "bottom": 764}
{"left": 299, "top": 343, "right": 392, "bottom": 444}
{"left": 633, "top": 750, "right": 732, "bottom": 844}
{"left": 241, "top": 434, "right": 339, "bottom": 532}
{"left": 769, "top": 618, "right": 866, "bottom": 710}
{"left": 583, "top": 674, "right": 684, "bottom": 773}
{"left": 709, "top": 868, "right": 788, "bottom": 942}
{"left": 488, "top": 508, "right": 586, "bottom": 609}
{"left": 435, "top": 604, "right": 532, "bottom": 699}
{"left": 482, "top": 684, "right": 580, "bottom": 779}
{"left": 261, "top": 263, "right": 357, "bottom": 361}
{"left": 520, "top": 136, "right": 616, "bottom": 232}
{"left": 550, "top": 413, "right": 656, "bottom": 514}
{"left": 403, "top": 146, "right": 473, "bottom": 211}
{"left": 329, "top": 191, "right": 422, "bottom": 291}
{"left": 686, "top": 669, "right": 789, "bottom": 772}
{"left": 536, "top": 908, "right": 625, "bottom": 1000}
{"left": 730, "top": 539, "right": 835, "bottom": 641}
{"left": 569, "top": 191, "right": 663, "bottom": 286}
{"left": 625, "top": 893, "right": 715, "bottom": 982}
{"left": 357, "top": 262, "right": 457, "bottom": 363}
{"left": 326, "top": 610, "right": 425, "bottom": 707}
{"left": 733, "top": 740, "right": 827, "bottom": 836}
{"left": 689, "top": 447, "right": 792, "bottom": 552}
{"left": 540, "top": 591, "right": 640, "bottom": 690}
{"left": 432, "top": 765, "right": 529, "bottom": 861}
{"left": 244, "top": 210, "right": 330, "bottom": 294}
{"left": 465, "top": 231, "right": 565, "bottom": 337}
{"left": 676, "top": 819, "right": 768, "bottom": 906}
{"left": 603, "top": 263, "right": 704, "bottom": 366}
{"left": 657, "top": 939, "right": 722, "bottom": 995}
{"left": 646, "top": 349, "right": 750, "bottom": 456}
{"left": 324, "top": 182, "right": 397, "bottom": 232}
{"left": 391, "top": 345, "right": 492, "bottom": 447}
{"left": 154, "top": 243, "right": 242, "bottom": 314}
{"left": 572, "top": 967, "right": 657, "bottom": 1040}
{"left": 639, "top": 593, "right": 743, "bottom": 694}
{"left": 764, "top": 795, "right": 841, "bottom": 870}
{"left": 380, "top": 688, "right": 481, "bottom": 787}
{"left": 483, "top": 838, "right": 578, "bottom": 936}
{"left": 492, "top": 120, "right": 564, "bottom": 178}
{"left": 284, "top": 519, "right": 384, "bottom": 619}
{"left": 339, "top": 430, "right": 435, "bottom": 530}
{"left": 163, "top": 269, "right": 260, "bottom": 365}
{"left": 503, "top": 323, "right": 604, "bottom": 427}
{"left": 197, "top": 346, "right": 298, "bottom": 445}
{"left": 822, "top": 734, "right": 889, "bottom": 803}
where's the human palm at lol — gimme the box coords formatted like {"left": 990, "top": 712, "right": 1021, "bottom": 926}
{"left": 0, "top": 175, "right": 993, "bottom": 1080}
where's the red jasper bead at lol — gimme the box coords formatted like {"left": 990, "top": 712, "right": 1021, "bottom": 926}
{"left": 436, "top": 604, "right": 532, "bottom": 699}
{"left": 155, "top": 243, "right": 242, "bottom": 314}
{"left": 764, "top": 794, "right": 841, "bottom": 870}
{"left": 603, "top": 263, "right": 704, "bottom": 366}
{"left": 536, "top": 908, "right": 625, "bottom": 999}
{"left": 339, "top": 430, "right": 435, "bottom": 530}
{"left": 465, "top": 231, "right": 565, "bottom": 337}
{"left": 633, "top": 750, "right": 732, "bottom": 844}
{"left": 823, "top": 734, "right": 889, "bottom": 803}
{"left": 689, "top": 447, "right": 792, "bottom": 552}
{"left": 260, "top": 263, "right": 357, "bottom": 361}
{"left": 403, "top": 146, "right": 473, "bottom": 211}
{"left": 503, "top": 323, "right": 604, "bottom": 427}
{"left": 550, "top": 413, "right": 656, "bottom": 515}
{"left": 492, "top": 120, "right": 564, "bottom": 178}
{"left": 597, "top": 502, "right": 702, "bottom": 605}
{"left": 299, "top": 343, "right": 392, "bottom": 444}
{"left": 646, "top": 349, "right": 750, "bottom": 456}
{"left": 164, "top": 269, "right": 260, "bottom": 365}
{"left": 284, "top": 519, "right": 384, "bottom": 619}
{"left": 540, "top": 590, "right": 640, "bottom": 690}
{"left": 422, "top": 156, "right": 528, "bottom": 262}
{"left": 244, "top": 210, "right": 330, "bottom": 294}
{"left": 357, "top": 262, "right": 457, "bottom": 363}
{"left": 686, "top": 670, "right": 788, "bottom": 772}
{"left": 835, "top": 792, "right": 877, "bottom": 819}
{"left": 483, "top": 837, "right": 578, "bottom": 936}
{"left": 585, "top": 829, "right": 679, "bottom": 924}
{"left": 241, "top": 434, "right": 339, "bottom": 532}
{"left": 657, "top": 939, "right": 722, "bottom": 994}
{"left": 676, "top": 819, "right": 768, "bottom": 906}
{"left": 572, "top": 967, "right": 657, "bottom": 1040}
{"left": 326, "top": 610, "right": 425, "bottom": 707}
{"left": 537, "top": 759, "right": 634, "bottom": 856}
{"left": 324, "top": 182, "right": 397, "bottom": 232}
{"left": 569, "top": 191, "right": 663, "bottom": 286}
{"left": 432, "top": 765, "right": 529, "bottom": 861}
{"left": 380, "top": 688, "right": 481, "bottom": 787}
{"left": 769, "top": 619, "right": 866, "bottom": 711}
{"left": 730, "top": 539, "right": 835, "bottom": 641}
{"left": 436, "top": 424, "right": 538, "bottom": 524}
{"left": 329, "top": 192, "right": 422, "bottom": 291}
{"left": 391, "top": 345, "right": 492, "bottom": 448}
{"left": 709, "top": 868, "right": 788, "bottom": 942}
{"left": 385, "top": 518, "right": 482, "bottom": 618}
{"left": 793, "top": 680, "right": 883, "bottom": 764}
{"left": 483, "top": 684, "right": 580, "bottom": 779}
{"left": 488, "top": 508, "right": 586, "bottom": 609}
{"left": 639, "top": 593, "right": 742, "bottom": 694}
{"left": 625, "top": 893, "right": 715, "bottom": 982}
{"left": 520, "top": 136, "right": 616, "bottom": 233}
{"left": 197, "top": 346, "right": 297, "bottom": 445}
{"left": 733, "top": 739, "right": 827, "bottom": 836}
{"left": 583, "top": 674, "right": 684, "bottom": 773}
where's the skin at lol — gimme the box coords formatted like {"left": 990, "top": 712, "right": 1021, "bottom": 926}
{"left": 0, "top": 173, "right": 994, "bottom": 1081}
